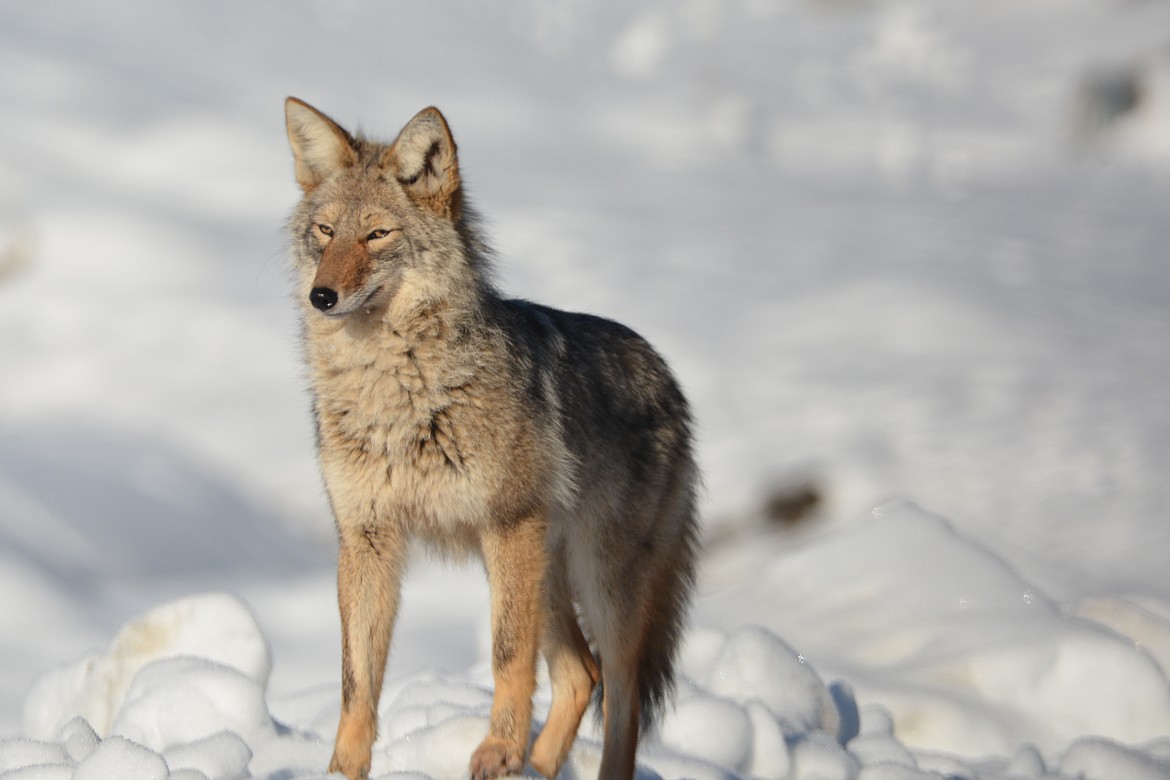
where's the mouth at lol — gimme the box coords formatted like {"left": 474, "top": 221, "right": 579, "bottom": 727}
{"left": 313, "top": 284, "right": 386, "bottom": 318}
{"left": 359, "top": 285, "right": 387, "bottom": 313}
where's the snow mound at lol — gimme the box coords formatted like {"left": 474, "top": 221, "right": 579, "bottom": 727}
{"left": 4, "top": 593, "right": 865, "bottom": 779}
{"left": 74, "top": 737, "right": 169, "bottom": 780}
{"left": 23, "top": 592, "right": 271, "bottom": 740}
{"left": 111, "top": 657, "right": 270, "bottom": 753}
{"left": 702, "top": 501, "right": 1170, "bottom": 761}
{"left": 7, "top": 515, "right": 1170, "bottom": 778}
{"left": 8, "top": 595, "right": 278, "bottom": 780}
{"left": 1059, "top": 736, "right": 1170, "bottom": 780}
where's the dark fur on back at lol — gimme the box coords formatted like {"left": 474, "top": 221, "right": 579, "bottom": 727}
{"left": 504, "top": 300, "right": 699, "bottom": 732}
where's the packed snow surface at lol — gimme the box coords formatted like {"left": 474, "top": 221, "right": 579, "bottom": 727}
{"left": 2, "top": 0, "right": 1170, "bottom": 778}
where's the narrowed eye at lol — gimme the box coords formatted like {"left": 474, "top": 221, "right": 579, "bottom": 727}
{"left": 367, "top": 229, "right": 392, "bottom": 241}
{"left": 316, "top": 224, "right": 334, "bottom": 237}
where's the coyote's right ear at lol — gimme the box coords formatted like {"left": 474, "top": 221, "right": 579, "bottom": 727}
{"left": 285, "top": 97, "right": 357, "bottom": 192}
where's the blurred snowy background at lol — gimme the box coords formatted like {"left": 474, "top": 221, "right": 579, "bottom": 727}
{"left": 2, "top": 1, "right": 1170, "bottom": 778}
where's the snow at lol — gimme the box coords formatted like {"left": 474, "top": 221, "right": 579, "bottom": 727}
{"left": 74, "top": 738, "right": 169, "bottom": 780}
{"left": 11, "top": 510, "right": 1170, "bottom": 779}
{"left": 3, "top": 0, "right": 1170, "bottom": 778}
{"left": 4, "top": 595, "right": 860, "bottom": 779}
{"left": 1060, "top": 737, "right": 1170, "bottom": 780}
{"left": 703, "top": 502, "right": 1170, "bottom": 758}
{"left": 23, "top": 594, "right": 272, "bottom": 741}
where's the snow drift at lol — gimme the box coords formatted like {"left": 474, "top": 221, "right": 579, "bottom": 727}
{"left": 6, "top": 503, "right": 1170, "bottom": 779}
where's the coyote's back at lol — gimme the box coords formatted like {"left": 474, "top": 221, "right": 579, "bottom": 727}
{"left": 284, "top": 97, "right": 698, "bottom": 780}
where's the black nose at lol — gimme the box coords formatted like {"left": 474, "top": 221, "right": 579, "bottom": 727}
{"left": 310, "top": 287, "right": 338, "bottom": 311}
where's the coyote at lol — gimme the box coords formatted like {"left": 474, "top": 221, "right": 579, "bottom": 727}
{"left": 284, "top": 98, "right": 699, "bottom": 780}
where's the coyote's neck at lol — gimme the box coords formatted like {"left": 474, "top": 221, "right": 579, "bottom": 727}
{"left": 306, "top": 275, "right": 497, "bottom": 402}
{"left": 305, "top": 278, "right": 505, "bottom": 514}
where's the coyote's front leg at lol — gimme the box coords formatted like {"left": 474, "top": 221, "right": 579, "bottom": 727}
{"left": 470, "top": 516, "right": 547, "bottom": 780}
{"left": 329, "top": 522, "right": 407, "bottom": 780}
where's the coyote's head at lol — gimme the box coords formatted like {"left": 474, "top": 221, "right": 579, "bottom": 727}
{"left": 285, "top": 98, "right": 474, "bottom": 319}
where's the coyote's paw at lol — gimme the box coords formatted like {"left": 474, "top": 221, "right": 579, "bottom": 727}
{"left": 329, "top": 747, "right": 371, "bottom": 780}
{"left": 469, "top": 736, "right": 524, "bottom": 780}
{"left": 330, "top": 708, "right": 375, "bottom": 780}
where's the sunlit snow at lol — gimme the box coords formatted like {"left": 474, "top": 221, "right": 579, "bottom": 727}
{"left": 2, "top": 1, "right": 1170, "bottom": 779}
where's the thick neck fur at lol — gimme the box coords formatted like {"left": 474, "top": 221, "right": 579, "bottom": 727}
{"left": 301, "top": 223, "right": 502, "bottom": 406}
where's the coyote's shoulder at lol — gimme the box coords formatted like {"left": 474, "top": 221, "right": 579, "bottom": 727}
{"left": 285, "top": 97, "right": 698, "bottom": 780}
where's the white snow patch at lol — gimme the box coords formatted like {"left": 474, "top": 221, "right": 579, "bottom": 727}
{"left": 73, "top": 736, "right": 168, "bottom": 780}
{"left": 0, "top": 739, "right": 68, "bottom": 774}
{"left": 1059, "top": 736, "right": 1170, "bottom": 780}
{"left": 111, "top": 657, "right": 271, "bottom": 753}
{"left": 9, "top": 595, "right": 869, "bottom": 779}
{"left": 23, "top": 593, "right": 271, "bottom": 740}
{"left": 163, "top": 730, "right": 252, "bottom": 780}
{"left": 701, "top": 501, "right": 1170, "bottom": 759}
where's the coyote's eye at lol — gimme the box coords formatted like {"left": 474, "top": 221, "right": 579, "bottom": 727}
{"left": 316, "top": 224, "right": 334, "bottom": 237}
{"left": 367, "top": 229, "right": 391, "bottom": 241}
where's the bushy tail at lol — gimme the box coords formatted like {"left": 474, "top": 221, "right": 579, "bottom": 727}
{"left": 593, "top": 480, "right": 700, "bottom": 737}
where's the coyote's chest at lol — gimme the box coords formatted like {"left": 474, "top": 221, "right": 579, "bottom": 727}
{"left": 321, "top": 352, "right": 467, "bottom": 466}
{"left": 309, "top": 324, "right": 504, "bottom": 531}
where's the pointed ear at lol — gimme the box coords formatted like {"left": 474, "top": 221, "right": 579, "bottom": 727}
{"left": 383, "top": 107, "right": 461, "bottom": 219}
{"left": 285, "top": 97, "right": 357, "bottom": 192}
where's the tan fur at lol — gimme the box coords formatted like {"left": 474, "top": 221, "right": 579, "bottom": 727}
{"left": 285, "top": 98, "right": 699, "bottom": 780}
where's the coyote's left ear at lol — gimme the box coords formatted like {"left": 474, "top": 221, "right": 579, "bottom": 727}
{"left": 285, "top": 97, "right": 358, "bottom": 192}
{"left": 383, "top": 107, "right": 461, "bottom": 220}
